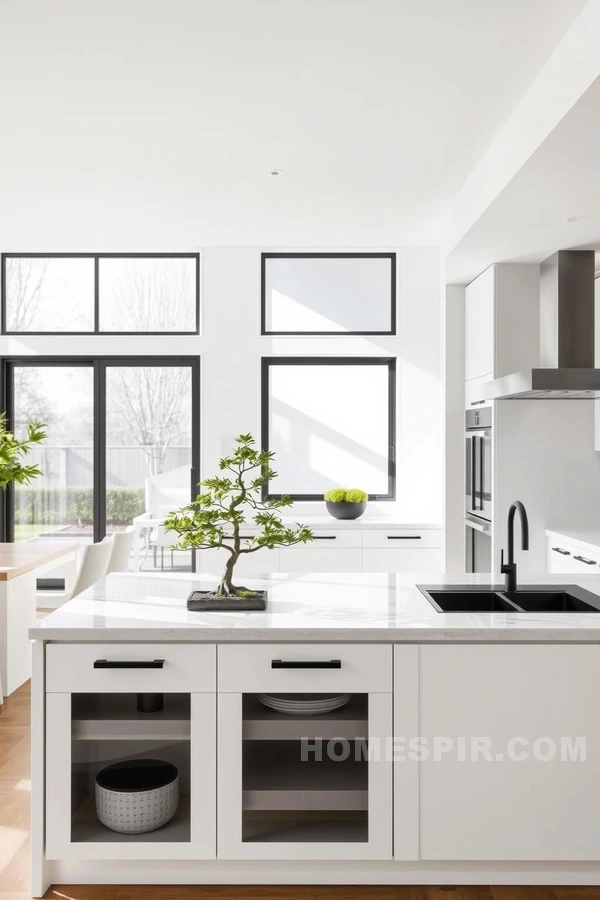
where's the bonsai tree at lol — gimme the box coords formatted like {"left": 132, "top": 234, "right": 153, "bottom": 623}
{"left": 164, "top": 434, "right": 313, "bottom": 598}
{"left": 0, "top": 413, "right": 46, "bottom": 490}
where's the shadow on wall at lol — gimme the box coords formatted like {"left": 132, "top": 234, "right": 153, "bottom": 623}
{"left": 269, "top": 397, "right": 390, "bottom": 497}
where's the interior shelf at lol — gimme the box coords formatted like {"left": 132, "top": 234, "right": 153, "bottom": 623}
{"left": 71, "top": 794, "right": 190, "bottom": 844}
{"left": 71, "top": 694, "right": 191, "bottom": 741}
{"left": 242, "top": 811, "right": 368, "bottom": 843}
{"left": 242, "top": 694, "right": 368, "bottom": 741}
{"left": 243, "top": 744, "right": 367, "bottom": 811}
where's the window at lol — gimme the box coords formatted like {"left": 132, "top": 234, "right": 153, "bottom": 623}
{"left": 261, "top": 252, "right": 396, "bottom": 335}
{"left": 2, "top": 253, "right": 200, "bottom": 334}
{"left": 261, "top": 357, "right": 396, "bottom": 500}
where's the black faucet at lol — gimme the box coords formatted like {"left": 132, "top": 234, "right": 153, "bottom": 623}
{"left": 500, "top": 501, "right": 529, "bottom": 592}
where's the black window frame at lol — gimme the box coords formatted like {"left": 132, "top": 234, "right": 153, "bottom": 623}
{"left": 260, "top": 251, "right": 397, "bottom": 336}
{"left": 0, "top": 356, "right": 201, "bottom": 572}
{"left": 1, "top": 252, "right": 201, "bottom": 335}
{"left": 261, "top": 356, "right": 396, "bottom": 501}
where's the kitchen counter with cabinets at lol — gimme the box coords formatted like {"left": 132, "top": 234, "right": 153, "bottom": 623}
{"left": 546, "top": 529, "right": 600, "bottom": 574}
{"left": 29, "top": 571, "right": 600, "bottom": 895}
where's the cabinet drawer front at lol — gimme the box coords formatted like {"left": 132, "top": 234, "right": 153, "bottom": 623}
{"left": 218, "top": 644, "right": 392, "bottom": 693}
{"left": 362, "top": 548, "right": 443, "bottom": 573}
{"left": 362, "top": 529, "right": 441, "bottom": 549}
{"left": 291, "top": 530, "right": 362, "bottom": 549}
{"left": 197, "top": 546, "right": 280, "bottom": 575}
{"left": 279, "top": 548, "right": 362, "bottom": 573}
{"left": 548, "top": 539, "right": 599, "bottom": 573}
{"left": 46, "top": 643, "right": 216, "bottom": 693}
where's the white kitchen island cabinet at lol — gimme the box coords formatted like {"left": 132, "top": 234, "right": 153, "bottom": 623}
{"left": 45, "top": 644, "right": 216, "bottom": 862}
{"left": 217, "top": 644, "right": 392, "bottom": 860}
{"left": 29, "top": 571, "right": 600, "bottom": 894}
{"left": 419, "top": 644, "right": 600, "bottom": 861}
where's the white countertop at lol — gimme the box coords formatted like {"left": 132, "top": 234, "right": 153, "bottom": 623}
{"left": 30, "top": 571, "right": 600, "bottom": 643}
{"left": 546, "top": 529, "right": 600, "bottom": 554}
{"left": 233, "top": 517, "right": 440, "bottom": 531}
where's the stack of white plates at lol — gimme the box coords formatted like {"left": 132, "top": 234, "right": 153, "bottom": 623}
{"left": 258, "top": 693, "right": 351, "bottom": 716}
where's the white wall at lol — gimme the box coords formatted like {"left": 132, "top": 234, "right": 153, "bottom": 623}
{"left": 0, "top": 245, "right": 443, "bottom": 525}
{"left": 493, "top": 400, "right": 600, "bottom": 574}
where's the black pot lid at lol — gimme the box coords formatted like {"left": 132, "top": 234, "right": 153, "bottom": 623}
{"left": 96, "top": 759, "right": 178, "bottom": 792}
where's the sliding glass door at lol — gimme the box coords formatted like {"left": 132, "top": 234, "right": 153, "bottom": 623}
{"left": 10, "top": 363, "right": 94, "bottom": 549}
{"left": 2, "top": 357, "right": 199, "bottom": 574}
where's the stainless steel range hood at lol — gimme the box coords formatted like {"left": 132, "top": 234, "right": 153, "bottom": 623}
{"left": 480, "top": 250, "right": 600, "bottom": 400}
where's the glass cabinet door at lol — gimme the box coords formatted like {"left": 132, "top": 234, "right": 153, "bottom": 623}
{"left": 218, "top": 690, "right": 392, "bottom": 860}
{"left": 46, "top": 690, "right": 215, "bottom": 860}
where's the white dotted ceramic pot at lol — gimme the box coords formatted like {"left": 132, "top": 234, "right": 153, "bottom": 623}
{"left": 95, "top": 759, "right": 179, "bottom": 835}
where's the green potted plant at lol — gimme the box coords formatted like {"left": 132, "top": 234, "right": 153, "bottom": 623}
{"left": 164, "top": 434, "right": 314, "bottom": 611}
{"left": 324, "top": 487, "right": 368, "bottom": 521}
{"left": 0, "top": 413, "right": 46, "bottom": 492}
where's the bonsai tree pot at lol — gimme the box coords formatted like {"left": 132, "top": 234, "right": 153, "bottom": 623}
{"left": 326, "top": 500, "right": 367, "bottom": 520}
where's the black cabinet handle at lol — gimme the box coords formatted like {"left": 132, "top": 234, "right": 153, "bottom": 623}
{"left": 94, "top": 659, "right": 165, "bottom": 669}
{"left": 271, "top": 659, "right": 341, "bottom": 669}
{"left": 479, "top": 434, "right": 485, "bottom": 511}
{"left": 552, "top": 547, "right": 570, "bottom": 556}
{"left": 312, "top": 535, "right": 337, "bottom": 540}
{"left": 574, "top": 556, "right": 597, "bottom": 565}
{"left": 387, "top": 535, "right": 422, "bottom": 540}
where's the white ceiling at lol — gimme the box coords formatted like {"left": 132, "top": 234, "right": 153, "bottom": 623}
{"left": 0, "top": 0, "right": 587, "bottom": 248}
{"left": 446, "top": 76, "right": 600, "bottom": 283}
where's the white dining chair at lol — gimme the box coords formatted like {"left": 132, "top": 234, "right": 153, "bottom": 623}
{"left": 106, "top": 526, "right": 135, "bottom": 574}
{"left": 70, "top": 541, "right": 113, "bottom": 599}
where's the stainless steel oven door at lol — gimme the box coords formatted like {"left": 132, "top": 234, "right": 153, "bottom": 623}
{"left": 465, "top": 516, "right": 492, "bottom": 574}
{"left": 465, "top": 428, "right": 491, "bottom": 521}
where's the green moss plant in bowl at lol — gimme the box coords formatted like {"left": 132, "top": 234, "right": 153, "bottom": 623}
{"left": 324, "top": 487, "right": 368, "bottom": 521}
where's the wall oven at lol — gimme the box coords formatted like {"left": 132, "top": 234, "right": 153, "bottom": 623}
{"left": 465, "top": 516, "right": 492, "bottom": 573}
{"left": 465, "top": 407, "right": 492, "bottom": 522}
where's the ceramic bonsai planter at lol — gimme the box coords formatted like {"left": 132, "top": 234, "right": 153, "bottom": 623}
{"left": 187, "top": 590, "right": 268, "bottom": 611}
{"left": 326, "top": 500, "right": 367, "bottom": 520}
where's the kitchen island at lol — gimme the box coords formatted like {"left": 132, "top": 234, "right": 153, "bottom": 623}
{"left": 29, "top": 571, "right": 600, "bottom": 895}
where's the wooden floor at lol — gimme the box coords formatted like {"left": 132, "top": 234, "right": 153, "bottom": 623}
{"left": 2, "top": 682, "right": 600, "bottom": 899}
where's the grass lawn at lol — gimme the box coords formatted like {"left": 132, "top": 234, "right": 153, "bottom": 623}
{"left": 14, "top": 524, "right": 72, "bottom": 540}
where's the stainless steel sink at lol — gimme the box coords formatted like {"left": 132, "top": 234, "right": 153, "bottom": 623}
{"left": 418, "top": 584, "right": 600, "bottom": 613}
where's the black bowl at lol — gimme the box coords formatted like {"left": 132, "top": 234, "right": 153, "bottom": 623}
{"left": 325, "top": 500, "right": 367, "bottom": 520}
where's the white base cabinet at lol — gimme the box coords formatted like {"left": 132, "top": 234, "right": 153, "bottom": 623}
{"left": 217, "top": 643, "right": 392, "bottom": 860}
{"left": 196, "top": 527, "right": 442, "bottom": 575}
{"left": 418, "top": 644, "right": 600, "bottom": 861}
{"left": 37, "top": 637, "right": 600, "bottom": 892}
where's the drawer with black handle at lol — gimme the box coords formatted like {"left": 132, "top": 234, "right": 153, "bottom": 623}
{"left": 46, "top": 643, "right": 216, "bottom": 692}
{"left": 362, "top": 529, "right": 442, "bottom": 550}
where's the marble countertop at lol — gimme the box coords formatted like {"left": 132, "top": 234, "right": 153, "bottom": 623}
{"left": 222, "top": 517, "right": 440, "bottom": 531}
{"left": 29, "top": 571, "right": 600, "bottom": 642}
{"left": 546, "top": 529, "right": 600, "bottom": 554}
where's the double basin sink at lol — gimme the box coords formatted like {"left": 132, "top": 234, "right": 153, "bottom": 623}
{"left": 418, "top": 584, "right": 600, "bottom": 614}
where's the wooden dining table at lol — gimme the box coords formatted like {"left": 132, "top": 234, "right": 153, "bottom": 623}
{"left": 0, "top": 541, "right": 78, "bottom": 697}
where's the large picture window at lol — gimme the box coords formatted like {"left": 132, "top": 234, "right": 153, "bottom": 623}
{"left": 261, "top": 357, "right": 396, "bottom": 500}
{"left": 2, "top": 253, "right": 200, "bottom": 334}
{"left": 261, "top": 252, "right": 396, "bottom": 335}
